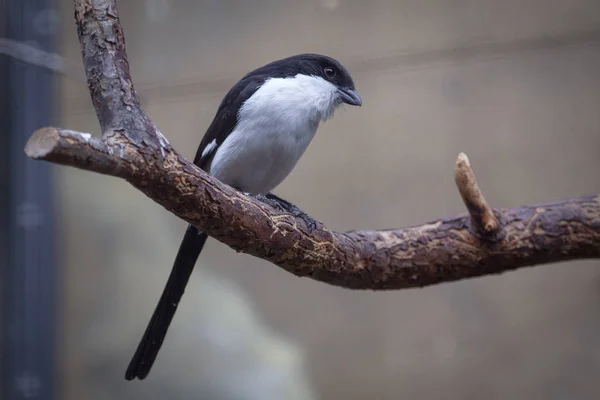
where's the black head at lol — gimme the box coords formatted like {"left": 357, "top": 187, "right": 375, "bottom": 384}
{"left": 242, "top": 53, "right": 362, "bottom": 106}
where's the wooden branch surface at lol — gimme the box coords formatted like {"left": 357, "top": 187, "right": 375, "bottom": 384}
{"left": 23, "top": 0, "right": 600, "bottom": 290}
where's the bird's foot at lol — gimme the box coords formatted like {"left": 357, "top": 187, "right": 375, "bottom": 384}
{"left": 251, "top": 193, "right": 320, "bottom": 232}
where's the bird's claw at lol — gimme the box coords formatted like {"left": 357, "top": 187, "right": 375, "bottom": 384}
{"left": 250, "top": 194, "right": 284, "bottom": 212}
{"left": 295, "top": 212, "right": 319, "bottom": 233}
{"left": 251, "top": 193, "right": 320, "bottom": 233}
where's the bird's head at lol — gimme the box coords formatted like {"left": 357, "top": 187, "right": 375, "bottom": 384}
{"left": 242, "top": 53, "right": 361, "bottom": 122}
{"left": 307, "top": 54, "right": 362, "bottom": 108}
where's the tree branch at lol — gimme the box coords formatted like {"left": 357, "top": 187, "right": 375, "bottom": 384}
{"left": 24, "top": 0, "right": 600, "bottom": 290}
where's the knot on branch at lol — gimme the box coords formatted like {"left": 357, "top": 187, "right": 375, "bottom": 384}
{"left": 455, "top": 153, "right": 501, "bottom": 238}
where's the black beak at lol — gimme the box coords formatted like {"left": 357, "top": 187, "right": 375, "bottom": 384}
{"left": 337, "top": 88, "right": 362, "bottom": 106}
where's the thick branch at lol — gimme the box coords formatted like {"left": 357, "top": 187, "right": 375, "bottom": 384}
{"left": 73, "top": 0, "right": 170, "bottom": 157}
{"left": 25, "top": 126, "right": 600, "bottom": 289}
{"left": 22, "top": 0, "right": 600, "bottom": 290}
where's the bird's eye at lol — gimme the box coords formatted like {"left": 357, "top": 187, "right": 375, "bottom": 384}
{"left": 324, "top": 67, "right": 336, "bottom": 78}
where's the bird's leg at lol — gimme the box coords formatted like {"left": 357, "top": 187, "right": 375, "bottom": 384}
{"left": 250, "top": 193, "right": 320, "bottom": 232}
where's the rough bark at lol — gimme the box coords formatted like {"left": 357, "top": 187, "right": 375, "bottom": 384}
{"left": 23, "top": 0, "right": 600, "bottom": 290}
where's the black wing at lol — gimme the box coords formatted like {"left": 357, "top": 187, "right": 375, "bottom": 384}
{"left": 193, "top": 77, "right": 266, "bottom": 170}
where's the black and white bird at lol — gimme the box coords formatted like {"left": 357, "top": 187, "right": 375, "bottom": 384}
{"left": 125, "top": 53, "right": 361, "bottom": 380}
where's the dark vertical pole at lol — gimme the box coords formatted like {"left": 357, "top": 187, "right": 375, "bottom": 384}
{"left": 0, "top": 3, "right": 10, "bottom": 396}
{"left": 1, "top": 0, "right": 59, "bottom": 399}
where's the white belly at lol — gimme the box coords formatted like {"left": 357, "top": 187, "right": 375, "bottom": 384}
{"left": 209, "top": 119, "right": 319, "bottom": 194}
{"left": 207, "top": 74, "right": 339, "bottom": 194}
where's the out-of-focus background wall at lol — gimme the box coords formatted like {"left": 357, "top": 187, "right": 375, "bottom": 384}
{"left": 3, "top": 0, "right": 600, "bottom": 399}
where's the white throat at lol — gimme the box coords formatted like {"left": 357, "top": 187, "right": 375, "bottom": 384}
{"left": 240, "top": 74, "right": 341, "bottom": 123}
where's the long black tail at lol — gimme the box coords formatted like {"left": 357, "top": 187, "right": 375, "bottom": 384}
{"left": 125, "top": 224, "right": 208, "bottom": 380}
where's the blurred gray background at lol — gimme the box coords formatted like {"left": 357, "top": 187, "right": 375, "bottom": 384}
{"left": 52, "top": 0, "right": 600, "bottom": 399}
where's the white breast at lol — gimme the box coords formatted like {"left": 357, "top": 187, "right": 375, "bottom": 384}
{"left": 209, "top": 74, "right": 340, "bottom": 194}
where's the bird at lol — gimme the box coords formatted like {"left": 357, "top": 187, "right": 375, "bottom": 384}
{"left": 125, "top": 53, "right": 362, "bottom": 380}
